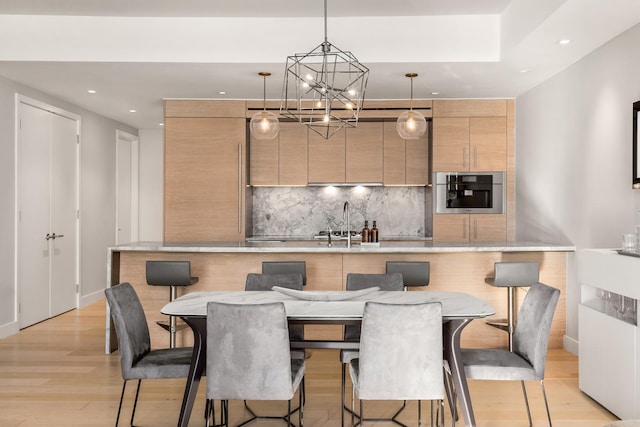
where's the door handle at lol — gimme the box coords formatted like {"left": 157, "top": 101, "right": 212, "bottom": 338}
{"left": 46, "top": 233, "right": 65, "bottom": 240}
{"left": 45, "top": 233, "right": 52, "bottom": 240}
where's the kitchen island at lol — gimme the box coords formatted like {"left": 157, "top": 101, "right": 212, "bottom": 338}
{"left": 106, "top": 240, "right": 573, "bottom": 353}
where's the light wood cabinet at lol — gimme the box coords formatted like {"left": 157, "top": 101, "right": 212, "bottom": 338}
{"left": 164, "top": 117, "right": 246, "bottom": 242}
{"left": 249, "top": 122, "right": 308, "bottom": 186}
{"left": 432, "top": 214, "right": 506, "bottom": 242}
{"left": 346, "top": 122, "right": 383, "bottom": 183}
{"left": 308, "top": 128, "right": 346, "bottom": 183}
{"left": 432, "top": 117, "right": 506, "bottom": 172}
{"left": 383, "top": 122, "right": 429, "bottom": 185}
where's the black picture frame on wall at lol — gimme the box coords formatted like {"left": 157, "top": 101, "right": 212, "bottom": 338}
{"left": 634, "top": 100, "right": 640, "bottom": 188}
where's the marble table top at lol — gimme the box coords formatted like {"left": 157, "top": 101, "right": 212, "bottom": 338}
{"left": 162, "top": 290, "right": 495, "bottom": 321}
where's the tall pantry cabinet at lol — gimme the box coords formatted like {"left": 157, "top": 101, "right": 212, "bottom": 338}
{"left": 164, "top": 100, "right": 246, "bottom": 242}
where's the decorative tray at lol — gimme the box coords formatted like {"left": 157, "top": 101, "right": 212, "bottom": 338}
{"left": 616, "top": 249, "right": 640, "bottom": 258}
{"left": 271, "top": 286, "right": 380, "bottom": 301}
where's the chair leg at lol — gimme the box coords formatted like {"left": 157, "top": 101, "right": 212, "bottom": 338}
{"left": 129, "top": 380, "right": 141, "bottom": 427}
{"left": 540, "top": 380, "right": 553, "bottom": 427}
{"left": 115, "top": 380, "right": 127, "bottom": 427}
{"left": 520, "top": 381, "right": 532, "bottom": 427}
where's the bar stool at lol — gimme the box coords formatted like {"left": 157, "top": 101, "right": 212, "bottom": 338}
{"left": 485, "top": 261, "right": 539, "bottom": 351}
{"left": 146, "top": 260, "right": 199, "bottom": 348}
{"left": 262, "top": 261, "right": 307, "bottom": 286}
{"left": 385, "top": 261, "right": 430, "bottom": 290}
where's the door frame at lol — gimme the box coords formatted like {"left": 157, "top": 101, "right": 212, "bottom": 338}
{"left": 14, "top": 94, "right": 81, "bottom": 327}
{"left": 115, "top": 130, "right": 139, "bottom": 244}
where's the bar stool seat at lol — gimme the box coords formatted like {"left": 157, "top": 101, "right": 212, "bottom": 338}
{"left": 146, "top": 260, "right": 199, "bottom": 348}
{"left": 485, "top": 262, "right": 539, "bottom": 351}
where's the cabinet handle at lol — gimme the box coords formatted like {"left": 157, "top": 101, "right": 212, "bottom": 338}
{"left": 238, "top": 144, "right": 242, "bottom": 234}
{"left": 463, "top": 218, "right": 467, "bottom": 239}
{"left": 474, "top": 147, "right": 477, "bottom": 168}
{"left": 463, "top": 147, "right": 467, "bottom": 168}
{"left": 474, "top": 218, "right": 478, "bottom": 240}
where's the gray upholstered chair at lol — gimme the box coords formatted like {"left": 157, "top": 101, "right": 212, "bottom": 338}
{"left": 349, "top": 301, "right": 445, "bottom": 427}
{"left": 460, "top": 282, "right": 560, "bottom": 427}
{"left": 262, "top": 261, "right": 307, "bottom": 286}
{"left": 341, "top": 273, "right": 404, "bottom": 427}
{"left": 104, "top": 282, "right": 192, "bottom": 427}
{"left": 602, "top": 422, "right": 640, "bottom": 427}
{"left": 205, "top": 301, "right": 305, "bottom": 427}
{"left": 385, "top": 261, "right": 430, "bottom": 290}
{"left": 484, "top": 261, "right": 539, "bottom": 350}
{"left": 145, "top": 260, "right": 199, "bottom": 348}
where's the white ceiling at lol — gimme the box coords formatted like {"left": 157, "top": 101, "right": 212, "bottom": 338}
{"left": 0, "top": 0, "right": 639, "bottom": 129}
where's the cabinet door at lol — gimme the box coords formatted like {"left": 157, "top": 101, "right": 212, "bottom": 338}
{"left": 279, "top": 122, "right": 308, "bottom": 185}
{"left": 346, "top": 122, "right": 383, "bottom": 183}
{"left": 433, "top": 118, "right": 469, "bottom": 172}
{"left": 471, "top": 215, "right": 506, "bottom": 242}
{"left": 308, "top": 128, "right": 346, "bottom": 183}
{"left": 383, "top": 122, "right": 405, "bottom": 185}
{"left": 432, "top": 214, "right": 469, "bottom": 242}
{"left": 165, "top": 117, "right": 245, "bottom": 242}
{"left": 406, "top": 131, "right": 429, "bottom": 185}
{"left": 249, "top": 132, "right": 278, "bottom": 185}
{"left": 470, "top": 117, "right": 506, "bottom": 171}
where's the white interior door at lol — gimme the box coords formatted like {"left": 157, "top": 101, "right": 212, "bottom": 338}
{"left": 17, "top": 97, "right": 79, "bottom": 328}
{"left": 18, "top": 102, "right": 51, "bottom": 327}
{"left": 50, "top": 113, "right": 78, "bottom": 316}
{"left": 116, "top": 131, "right": 138, "bottom": 245}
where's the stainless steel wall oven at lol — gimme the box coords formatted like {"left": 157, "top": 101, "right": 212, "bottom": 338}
{"left": 434, "top": 172, "right": 504, "bottom": 214}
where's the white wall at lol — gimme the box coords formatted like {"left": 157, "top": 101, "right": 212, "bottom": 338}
{"left": 138, "top": 129, "right": 164, "bottom": 241}
{"left": 516, "top": 23, "right": 640, "bottom": 353}
{"left": 0, "top": 74, "right": 137, "bottom": 338}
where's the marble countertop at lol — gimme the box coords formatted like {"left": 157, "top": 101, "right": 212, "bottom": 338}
{"left": 110, "top": 240, "right": 576, "bottom": 253}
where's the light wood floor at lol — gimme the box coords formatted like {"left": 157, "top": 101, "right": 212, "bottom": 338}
{"left": 0, "top": 300, "right": 618, "bottom": 427}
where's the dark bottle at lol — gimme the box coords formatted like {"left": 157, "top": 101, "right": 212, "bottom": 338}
{"left": 362, "top": 220, "right": 370, "bottom": 243}
{"left": 371, "top": 220, "right": 379, "bottom": 243}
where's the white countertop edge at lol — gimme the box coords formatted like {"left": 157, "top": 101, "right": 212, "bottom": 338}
{"left": 109, "top": 241, "right": 576, "bottom": 253}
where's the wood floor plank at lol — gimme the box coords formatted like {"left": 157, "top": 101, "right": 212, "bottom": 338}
{"left": 0, "top": 300, "right": 618, "bottom": 426}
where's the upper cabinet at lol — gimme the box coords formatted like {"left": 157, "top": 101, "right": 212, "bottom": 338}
{"left": 308, "top": 127, "right": 346, "bottom": 183}
{"left": 383, "top": 122, "right": 429, "bottom": 185}
{"left": 346, "top": 122, "right": 383, "bottom": 183}
{"left": 249, "top": 122, "right": 308, "bottom": 186}
{"left": 432, "top": 100, "right": 507, "bottom": 172}
{"left": 164, "top": 100, "right": 246, "bottom": 242}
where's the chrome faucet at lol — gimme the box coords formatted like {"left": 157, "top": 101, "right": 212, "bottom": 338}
{"left": 343, "top": 201, "right": 351, "bottom": 248}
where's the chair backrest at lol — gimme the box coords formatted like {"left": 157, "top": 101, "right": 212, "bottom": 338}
{"left": 245, "top": 273, "right": 304, "bottom": 291}
{"left": 385, "top": 261, "right": 430, "bottom": 287}
{"left": 513, "top": 282, "right": 561, "bottom": 379}
{"left": 104, "top": 282, "right": 151, "bottom": 379}
{"left": 357, "top": 301, "right": 443, "bottom": 400}
{"left": 206, "top": 301, "right": 295, "bottom": 400}
{"left": 262, "top": 261, "right": 307, "bottom": 286}
{"left": 492, "top": 262, "right": 539, "bottom": 287}
{"left": 146, "top": 260, "right": 194, "bottom": 286}
{"left": 345, "top": 273, "right": 404, "bottom": 291}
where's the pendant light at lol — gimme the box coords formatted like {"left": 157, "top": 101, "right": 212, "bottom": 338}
{"left": 397, "top": 73, "right": 427, "bottom": 140}
{"left": 250, "top": 72, "right": 280, "bottom": 140}
{"left": 281, "top": 0, "right": 369, "bottom": 139}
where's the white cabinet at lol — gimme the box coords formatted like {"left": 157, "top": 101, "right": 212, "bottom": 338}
{"left": 578, "top": 249, "right": 640, "bottom": 419}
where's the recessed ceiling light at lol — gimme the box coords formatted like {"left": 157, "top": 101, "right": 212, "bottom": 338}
{"left": 159, "top": 123, "right": 164, "bottom": 126}
{"left": 87, "top": 89, "right": 96, "bottom": 94}
{"left": 129, "top": 109, "right": 137, "bottom": 113}
{"left": 219, "top": 91, "right": 226, "bottom": 95}
{"left": 558, "top": 39, "right": 571, "bottom": 45}
{"left": 520, "top": 69, "right": 529, "bottom": 73}
{"left": 431, "top": 92, "right": 440, "bottom": 96}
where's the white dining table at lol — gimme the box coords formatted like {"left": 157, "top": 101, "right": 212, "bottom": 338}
{"left": 162, "top": 290, "right": 495, "bottom": 427}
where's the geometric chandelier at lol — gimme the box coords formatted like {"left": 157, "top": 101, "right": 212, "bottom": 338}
{"left": 281, "top": 0, "right": 369, "bottom": 139}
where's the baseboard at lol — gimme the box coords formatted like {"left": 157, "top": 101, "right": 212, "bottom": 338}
{"left": 563, "top": 334, "right": 579, "bottom": 355}
{"left": 80, "top": 289, "right": 105, "bottom": 307}
{"left": 0, "top": 320, "right": 19, "bottom": 340}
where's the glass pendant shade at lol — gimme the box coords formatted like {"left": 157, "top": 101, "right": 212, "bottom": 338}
{"left": 397, "top": 110, "right": 427, "bottom": 140}
{"left": 397, "top": 73, "right": 427, "bottom": 140}
{"left": 250, "top": 71, "right": 280, "bottom": 140}
{"left": 250, "top": 110, "right": 280, "bottom": 139}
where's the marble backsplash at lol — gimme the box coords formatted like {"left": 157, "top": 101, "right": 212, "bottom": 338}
{"left": 250, "top": 186, "right": 431, "bottom": 238}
